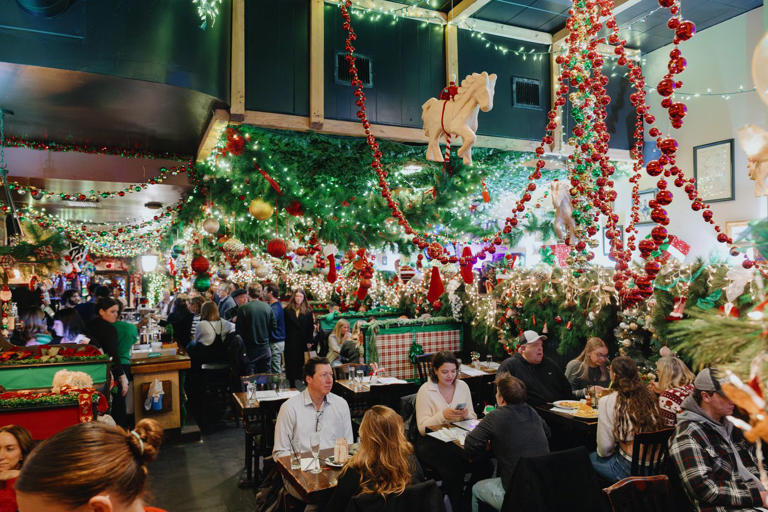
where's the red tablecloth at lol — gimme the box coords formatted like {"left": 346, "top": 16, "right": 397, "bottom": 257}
{"left": 0, "top": 406, "right": 80, "bottom": 439}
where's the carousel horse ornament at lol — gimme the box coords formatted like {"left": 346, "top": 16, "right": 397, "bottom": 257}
{"left": 551, "top": 180, "right": 578, "bottom": 242}
{"left": 737, "top": 124, "right": 768, "bottom": 197}
{"left": 421, "top": 71, "right": 497, "bottom": 166}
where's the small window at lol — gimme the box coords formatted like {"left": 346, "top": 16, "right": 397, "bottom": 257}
{"left": 335, "top": 52, "right": 373, "bottom": 88}
{"left": 512, "top": 77, "right": 542, "bottom": 109}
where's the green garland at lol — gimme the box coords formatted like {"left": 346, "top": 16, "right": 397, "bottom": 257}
{"left": 167, "top": 126, "right": 570, "bottom": 251}
{"left": 0, "top": 393, "right": 101, "bottom": 409}
{"left": 0, "top": 355, "right": 109, "bottom": 366}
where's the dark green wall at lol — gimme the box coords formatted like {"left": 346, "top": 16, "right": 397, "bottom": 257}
{"left": 457, "top": 29, "right": 550, "bottom": 140}
{"left": 0, "top": 0, "right": 230, "bottom": 100}
{"left": 324, "top": 5, "right": 445, "bottom": 128}
{"left": 244, "top": 0, "right": 309, "bottom": 116}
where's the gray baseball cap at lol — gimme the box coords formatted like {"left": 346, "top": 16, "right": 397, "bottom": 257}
{"left": 693, "top": 368, "right": 721, "bottom": 393}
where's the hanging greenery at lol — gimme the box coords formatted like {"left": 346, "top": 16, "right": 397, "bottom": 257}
{"left": 168, "top": 126, "right": 570, "bottom": 252}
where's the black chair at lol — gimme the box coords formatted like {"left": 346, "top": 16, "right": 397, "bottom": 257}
{"left": 346, "top": 479, "right": 445, "bottom": 512}
{"left": 502, "top": 446, "right": 608, "bottom": 512}
{"left": 399, "top": 393, "right": 420, "bottom": 444}
{"left": 631, "top": 428, "right": 674, "bottom": 476}
{"left": 603, "top": 475, "right": 675, "bottom": 512}
{"left": 413, "top": 353, "right": 434, "bottom": 384}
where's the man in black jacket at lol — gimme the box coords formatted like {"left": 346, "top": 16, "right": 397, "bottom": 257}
{"left": 465, "top": 375, "right": 550, "bottom": 511}
{"left": 497, "top": 330, "right": 572, "bottom": 406}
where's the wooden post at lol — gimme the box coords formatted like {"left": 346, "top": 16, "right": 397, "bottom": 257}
{"left": 310, "top": 0, "right": 325, "bottom": 130}
{"left": 196, "top": 109, "right": 230, "bottom": 162}
{"left": 445, "top": 24, "right": 458, "bottom": 86}
{"left": 230, "top": 0, "right": 245, "bottom": 121}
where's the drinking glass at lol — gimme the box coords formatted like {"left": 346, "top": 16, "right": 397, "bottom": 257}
{"left": 290, "top": 450, "right": 301, "bottom": 470}
{"left": 486, "top": 354, "right": 493, "bottom": 365}
{"left": 309, "top": 432, "right": 322, "bottom": 474}
{"left": 355, "top": 369, "right": 364, "bottom": 385}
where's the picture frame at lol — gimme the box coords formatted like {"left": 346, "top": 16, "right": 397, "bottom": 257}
{"left": 637, "top": 189, "right": 657, "bottom": 225}
{"left": 725, "top": 220, "right": 754, "bottom": 259}
{"left": 693, "top": 139, "right": 734, "bottom": 202}
{"left": 603, "top": 224, "right": 624, "bottom": 257}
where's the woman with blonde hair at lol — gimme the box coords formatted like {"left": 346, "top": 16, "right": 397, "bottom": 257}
{"left": 327, "top": 319, "right": 352, "bottom": 365}
{"left": 15, "top": 418, "right": 166, "bottom": 512}
{"left": 565, "top": 337, "right": 610, "bottom": 398}
{"left": 324, "top": 405, "right": 424, "bottom": 510}
{"left": 652, "top": 355, "right": 695, "bottom": 427}
{"left": 590, "top": 356, "right": 663, "bottom": 483}
{"left": 189, "top": 301, "right": 234, "bottom": 365}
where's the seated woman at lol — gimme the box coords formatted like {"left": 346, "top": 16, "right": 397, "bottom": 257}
{"left": 565, "top": 337, "right": 610, "bottom": 398}
{"left": 324, "top": 405, "right": 424, "bottom": 511}
{"left": 650, "top": 354, "right": 695, "bottom": 427}
{"left": 13, "top": 309, "right": 52, "bottom": 346}
{"left": 16, "top": 419, "right": 167, "bottom": 512}
{"left": 0, "top": 425, "right": 34, "bottom": 512}
{"left": 415, "top": 351, "right": 478, "bottom": 510}
{"left": 189, "top": 301, "right": 235, "bottom": 365}
{"left": 590, "top": 356, "right": 662, "bottom": 483}
{"left": 327, "top": 319, "right": 352, "bottom": 365}
{"left": 339, "top": 322, "right": 364, "bottom": 364}
{"left": 52, "top": 307, "right": 89, "bottom": 344}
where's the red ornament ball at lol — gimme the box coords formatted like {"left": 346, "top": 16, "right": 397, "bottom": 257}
{"left": 267, "top": 238, "right": 288, "bottom": 259}
{"left": 191, "top": 255, "right": 209, "bottom": 274}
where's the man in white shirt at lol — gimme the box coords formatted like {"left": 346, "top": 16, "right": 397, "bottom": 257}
{"left": 273, "top": 357, "right": 353, "bottom": 459}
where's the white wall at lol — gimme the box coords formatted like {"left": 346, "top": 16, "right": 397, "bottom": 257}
{"left": 641, "top": 7, "right": 767, "bottom": 261}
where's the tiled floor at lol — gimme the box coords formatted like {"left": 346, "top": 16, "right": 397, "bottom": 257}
{"left": 148, "top": 424, "right": 257, "bottom": 512}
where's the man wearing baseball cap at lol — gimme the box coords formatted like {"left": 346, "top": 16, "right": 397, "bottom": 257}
{"left": 497, "top": 330, "right": 572, "bottom": 407}
{"left": 669, "top": 368, "right": 767, "bottom": 510}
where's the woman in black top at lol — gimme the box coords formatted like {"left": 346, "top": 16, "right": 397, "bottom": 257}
{"left": 88, "top": 298, "right": 128, "bottom": 426}
{"left": 324, "top": 405, "right": 424, "bottom": 512}
{"left": 283, "top": 289, "right": 314, "bottom": 387}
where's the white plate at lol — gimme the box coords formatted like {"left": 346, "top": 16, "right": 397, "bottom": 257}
{"left": 324, "top": 456, "right": 345, "bottom": 468}
{"left": 553, "top": 400, "right": 582, "bottom": 409}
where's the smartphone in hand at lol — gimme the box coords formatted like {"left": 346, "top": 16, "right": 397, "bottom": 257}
{"left": 455, "top": 403, "right": 466, "bottom": 411}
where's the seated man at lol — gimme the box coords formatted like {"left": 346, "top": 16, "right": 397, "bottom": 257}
{"left": 497, "top": 330, "right": 572, "bottom": 406}
{"left": 465, "top": 375, "right": 550, "bottom": 512}
{"left": 273, "top": 357, "right": 353, "bottom": 459}
{"left": 670, "top": 368, "right": 768, "bottom": 511}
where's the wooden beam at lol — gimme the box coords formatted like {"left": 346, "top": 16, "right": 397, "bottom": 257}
{"left": 230, "top": 0, "right": 245, "bottom": 120}
{"left": 445, "top": 24, "right": 458, "bottom": 85}
{"left": 553, "top": 0, "right": 645, "bottom": 44}
{"left": 324, "top": 0, "right": 446, "bottom": 25}
{"left": 196, "top": 109, "right": 230, "bottom": 162}
{"left": 447, "top": 0, "right": 492, "bottom": 23}
{"left": 455, "top": 18, "right": 552, "bottom": 45}
{"left": 310, "top": 0, "right": 325, "bottom": 130}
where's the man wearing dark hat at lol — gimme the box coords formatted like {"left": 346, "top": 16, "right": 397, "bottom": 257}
{"left": 497, "top": 330, "right": 572, "bottom": 406}
{"left": 222, "top": 288, "right": 248, "bottom": 322}
{"left": 669, "top": 368, "right": 767, "bottom": 511}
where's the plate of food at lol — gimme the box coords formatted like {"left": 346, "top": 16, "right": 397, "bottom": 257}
{"left": 324, "top": 456, "right": 346, "bottom": 468}
{"left": 553, "top": 400, "right": 582, "bottom": 409}
{"left": 571, "top": 403, "right": 599, "bottom": 419}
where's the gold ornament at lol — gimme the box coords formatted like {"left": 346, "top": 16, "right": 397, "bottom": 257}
{"left": 202, "top": 217, "right": 219, "bottom": 234}
{"left": 248, "top": 199, "right": 274, "bottom": 220}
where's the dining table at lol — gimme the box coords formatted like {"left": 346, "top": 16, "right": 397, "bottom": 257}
{"left": 536, "top": 402, "right": 598, "bottom": 451}
{"left": 332, "top": 377, "right": 418, "bottom": 413}
{"left": 274, "top": 447, "right": 342, "bottom": 503}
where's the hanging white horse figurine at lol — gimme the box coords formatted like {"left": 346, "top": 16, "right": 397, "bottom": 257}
{"left": 421, "top": 71, "right": 497, "bottom": 166}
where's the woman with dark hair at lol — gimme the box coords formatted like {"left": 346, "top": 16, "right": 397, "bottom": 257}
{"left": 88, "top": 298, "right": 128, "bottom": 426}
{"left": 324, "top": 405, "right": 424, "bottom": 511}
{"left": 14, "top": 309, "right": 51, "bottom": 346}
{"left": 590, "top": 356, "right": 663, "bottom": 482}
{"left": 0, "top": 425, "right": 34, "bottom": 512}
{"left": 284, "top": 289, "right": 315, "bottom": 387}
{"left": 166, "top": 296, "right": 193, "bottom": 347}
{"left": 15, "top": 419, "right": 166, "bottom": 512}
{"left": 415, "top": 351, "right": 478, "bottom": 510}
{"left": 565, "top": 337, "right": 610, "bottom": 398}
{"left": 52, "top": 308, "right": 88, "bottom": 344}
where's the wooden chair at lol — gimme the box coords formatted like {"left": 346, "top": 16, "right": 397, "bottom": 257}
{"left": 603, "top": 475, "right": 675, "bottom": 512}
{"left": 413, "top": 353, "right": 434, "bottom": 383}
{"left": 631, "top": 428, "right": 674, "bottom": 476}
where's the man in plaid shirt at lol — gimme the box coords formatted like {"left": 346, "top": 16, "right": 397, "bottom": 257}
{"left": 669, "top": 368, "right": 768, "bottom": 511}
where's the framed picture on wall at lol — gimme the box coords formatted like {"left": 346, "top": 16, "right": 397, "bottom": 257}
{"left": 726, "top": 220, "right": 754, "bottom": 259}
{"left": 637, "top": 189, "right": 657, "bottom": 225}
{"left": 693, "top": 139, "right": 734, "bottom": 202}
{"left": 603, "top": 224, "right": 624, "bottom": 257}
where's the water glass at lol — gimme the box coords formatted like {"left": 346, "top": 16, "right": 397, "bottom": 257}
{"left": 290, "top": 451, "right": 301, "bottom": 470}
{"left": 355, "top": 369, "right": 364, "bottom": 385}
{"left": 486, "top": 354, "right": 493, "bottom": 364}
{"left": 246, "top": 382, "right": 256, "bottom": 402}
{"left": 309, "top": 432, "right": 322, "bottom": 474}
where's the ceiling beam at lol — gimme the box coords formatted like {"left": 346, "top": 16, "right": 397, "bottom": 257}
{"left": 196, "top": 109, "right": 230, "bottom": 163}
{"left": 324, "top": 0, "right": 447, "bottom": 25}
{"left": 553, "top": 0, "right": 645, "bottom": 44}
{"left": 447, "top": 0, "right": 492, "bottom": 23}
{"left": 455, "top": 18, "right": 552, "bottom": 45}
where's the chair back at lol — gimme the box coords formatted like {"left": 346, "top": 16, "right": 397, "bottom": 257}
{"left": 240, "top": 373, "right": 281, "bottom": 391}
{"left": 603, "top": 475, "right": 674, "bottom": 512}
{"left": 413, "top": 353, "right": 434, "bottom": 383}
{"left": 333, "top": 363, "right": 371, "bottom": 381}
{"left": 347, "top": 479, "right": 444, "bottom": 512}
{"left": 631, "top": 428, "right": 674, "bottom": 476}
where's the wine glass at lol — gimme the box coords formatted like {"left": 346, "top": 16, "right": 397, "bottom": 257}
{"left": 309, "top": 432, "right": 322, "bottom": 474}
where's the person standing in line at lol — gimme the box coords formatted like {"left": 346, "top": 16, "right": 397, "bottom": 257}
{"left": 284, "top": 289, "right": 314, "bottom": 388}
{"left": 264, "top": 283, "right": 286, "bottom": 374}
{"left": 236, "top": 289, "right": 276, "bottom": 373}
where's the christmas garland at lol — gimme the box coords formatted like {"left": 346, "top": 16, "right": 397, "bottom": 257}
{"left": 4, "top": 136, "right": 191, "bottom": 162}
{"left": 0, "top": 345, "right": 109, "bottom": 365}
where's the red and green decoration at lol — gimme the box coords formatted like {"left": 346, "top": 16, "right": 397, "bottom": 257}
{"left": 191, "top": 254, "right": 212, "bottom": 292}
{"left": 0, "top": 345, "right": 108, "bottom": 365}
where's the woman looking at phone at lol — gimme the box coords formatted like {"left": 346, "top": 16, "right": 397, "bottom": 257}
{"left": 415, "top": 351, "right": 479, "bottom": 511}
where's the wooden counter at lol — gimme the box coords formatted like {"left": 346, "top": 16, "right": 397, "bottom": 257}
{"left": 130, "top": 354, "right": 191, "bottom": 430}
